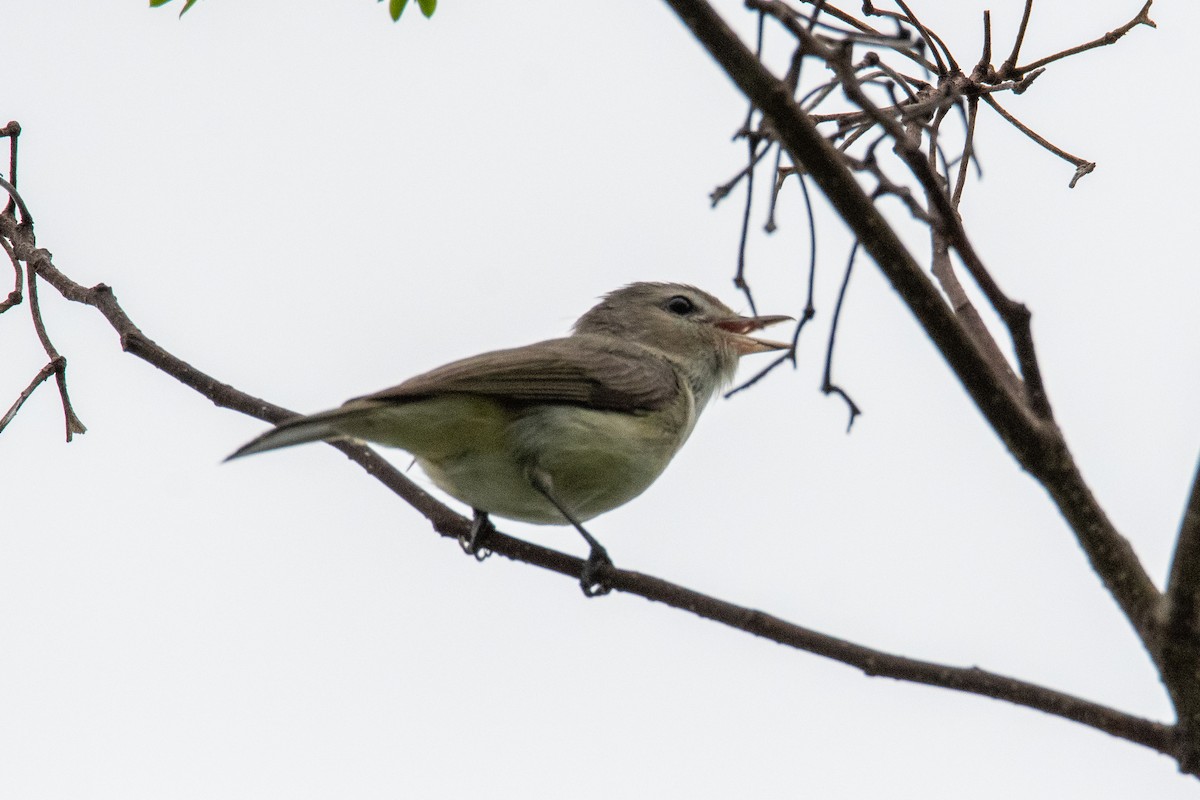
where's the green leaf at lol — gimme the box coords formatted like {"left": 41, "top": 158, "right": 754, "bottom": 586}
{"left": 417, "top": 0, "right": 437, "bottom": 18}
{"left": 388, "top": 0, "right": 409, "bottom": 21}
{"left": 149, "top": 0, "right": 200, "bottom": 16}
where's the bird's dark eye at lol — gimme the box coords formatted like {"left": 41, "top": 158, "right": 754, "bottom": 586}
{"left": 666, "top": 295, "right": 695, "bottom": 315}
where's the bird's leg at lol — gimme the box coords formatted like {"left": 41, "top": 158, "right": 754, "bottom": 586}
{"left": 527, "top": 469, "right": 613, "bottom": 597}
{"left": 460, "top": 509, "right": 495, "bottom": 561}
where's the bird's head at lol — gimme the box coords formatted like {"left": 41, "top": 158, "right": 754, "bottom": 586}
{"left": 573, "top": 282, "right": 791, "bottom": 402}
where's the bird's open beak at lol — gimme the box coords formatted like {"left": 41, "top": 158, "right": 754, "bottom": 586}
{"left": 715, "top": 314, "right": 793, "bottom": 355}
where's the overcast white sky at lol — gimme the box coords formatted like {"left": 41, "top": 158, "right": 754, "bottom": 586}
{"left": 4, "top": 1, "right": 1199, "bottom": 797}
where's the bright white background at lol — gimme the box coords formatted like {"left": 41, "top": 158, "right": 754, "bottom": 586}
{"left": 3, "top": 1, "right": 1197, "bottom": 797}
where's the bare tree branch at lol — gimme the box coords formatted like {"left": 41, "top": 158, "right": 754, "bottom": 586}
{"left": 0, "top": 181, "right": 1176, "bottom": 762}
{"left": 1164, "top": 454, "right": 1200, "bottom": 772}
{"left": 660, "top": 0, "right": 1162, "bottom": 660}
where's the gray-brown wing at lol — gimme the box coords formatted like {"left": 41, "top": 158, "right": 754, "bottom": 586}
{"left": 355, "top": 335, "right": 679, "bottom": 412}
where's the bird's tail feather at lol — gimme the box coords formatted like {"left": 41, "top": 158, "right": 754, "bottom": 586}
{"left": 225, "top": 407, "right": 364, "bottom": 461}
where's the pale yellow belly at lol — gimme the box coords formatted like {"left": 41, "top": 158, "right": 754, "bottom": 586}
{"left": 335, "top": 394, "right": 690, "bottom": 525}
{"left": 420, "top": 402, "right": 687, "bottom": 524}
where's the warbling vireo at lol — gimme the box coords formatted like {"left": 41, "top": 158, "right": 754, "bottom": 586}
{"left": 228, "top": 282, "right": 789, "bottom": 594}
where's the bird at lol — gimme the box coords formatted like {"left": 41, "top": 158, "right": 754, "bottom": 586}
{"left": 227, "top": 282, "right": 790, "bottom": 595}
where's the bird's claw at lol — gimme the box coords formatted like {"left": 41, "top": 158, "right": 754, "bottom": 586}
{"left": 460, "top": 511, "right": 495, "bottom": 561}
{"left": 580, "top": 546, "right": 613, "bottom": 597}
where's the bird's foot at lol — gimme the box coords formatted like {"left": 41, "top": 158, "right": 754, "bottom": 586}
{"left": 460, "top": 510, "right": 495, "bottom": 562}
{"left": 580, "top": 544, "right": 613, "bottom": 597}
{"left": 524, "top": 469, "right": 614, "bottom": 596}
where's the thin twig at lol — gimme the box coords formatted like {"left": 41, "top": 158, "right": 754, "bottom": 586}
{"left": 0, "top": 174, "right": 33, "bottom": 225}
{"left": 847, "top": 153, "right": 930, "bottom": 224}
{"left": 835, "top": 122, "right": 876, "bottom": 151}
{"left": 799, "top": 79, "right": 840, "bottom": 114}
{"left": 893, "top": 0, "right": 955, "bottom": 74}
{"left": 927, "top": 102, "right": 949, "bottom": 180}
{"left": 725, "top": 348, "right": 792, "bottom": 398}
{"left": 795, "top": 169, "right": 818, "bottom": 326}
{"left": 753, "top": 0, "right": 938, "bottom": 73}
{"left": 25, "top": 262, "right": 85, "bottom": 439}
{"left": 951, "top": 96, "right": 978, "bottom": 208}
{"left": 728, "top": 166, "right": 817, "bottom": 398}
{"left": 1, "top": 121, "right": 19, "bottom": 217}
{"left": 821, "top": 242, "right": 861, "bottom": 430}
{"left": 734, "top": 135, "right": 766, "bottom": 314}
{"left": 742, "top": 9, "right": 767, "bottom": 136}
{"left": 974, "top": 9, "right": 993, "bottom": 82}
{"left": 709, "top": 135, "right": 775, "bottom": 206}
{"left": 764, "top": 144, "right": 786, "bottom": 232}
{"left": 981, "top": 95, "right": 1095, "bottom": 187}
{"left": 1, "top": 120, "right": 18, "bottom": 183}
{"left": 1013, "top": 0, "right": 1155, "bottom": 76}
{"left": 0, "top": 360, "right": 59, "bottom": 435}
{"left": 0, "top": 233, "right": 21, "bottom": 313}
{"left": 999, "top": 0, "right": 1035, "bottom": 77}
{"left": 866, "top": 57, "right": 921, "bottom": 103}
